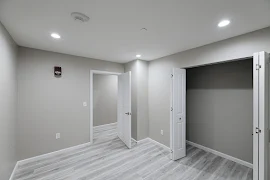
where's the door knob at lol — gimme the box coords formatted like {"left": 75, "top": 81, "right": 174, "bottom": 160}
{"left": 125, "top": 112, "right": 131, "bottom": 115}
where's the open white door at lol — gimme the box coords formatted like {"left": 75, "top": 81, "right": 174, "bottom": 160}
{"left": 170, "top": 68, "right": 186, "bottom": 160}
{"left": 117, "top": 71, "right": 132, "bottom": 149}
{"left": 253, "top": 51, "right": 269, "bottom": 180}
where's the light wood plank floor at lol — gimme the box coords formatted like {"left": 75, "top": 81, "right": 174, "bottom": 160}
{"left": 13, "top": 123, "right": 252, "bottom": 180}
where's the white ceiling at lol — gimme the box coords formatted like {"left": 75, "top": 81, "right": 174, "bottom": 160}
{"left": 0, "top": 0, "right": 270, "bottom": 63}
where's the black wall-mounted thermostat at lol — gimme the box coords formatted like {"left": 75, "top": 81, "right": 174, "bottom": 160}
{"left": 54, "top": 66, "right": 62, "bottom": 77}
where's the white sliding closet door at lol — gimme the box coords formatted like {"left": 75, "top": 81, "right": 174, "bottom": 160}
{"left": 253, "top": 51, "right": 269, "bottom": 180}
{"left": 170, "top": 68, "right": 186, "bottom": 161}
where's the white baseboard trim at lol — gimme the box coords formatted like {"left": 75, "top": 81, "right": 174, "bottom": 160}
{"left": 132, "top": 138, "right": 150, "bottom": 144}
{"left": 131, "top": 138, "right": 138, "bottom": 143}
{"left": 18, "top": 142, "right": 91, "bottom": 166}
{"left": 93, "top": 122, "right": 117, "bottom": 129}
{"left": 9, "top": 161, "right": 19, "bottom": 180}
{"left": 9, "top": 142, "right": 91, "bottom": 179}
{"left": 147, "top": 138, "right": 171, "bottom": 151}
{"left": 187, "top": 141, "right": 253, "bottom": 169}
{"left": 136, "top": 138, "right": 148, "bottom": 144}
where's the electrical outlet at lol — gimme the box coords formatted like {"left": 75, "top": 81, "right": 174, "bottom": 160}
{"left": 161, "top": 130, "right": 164, "bottom": 135}
{"left": 56, "top": 133, "right": 60, "bottom": 139}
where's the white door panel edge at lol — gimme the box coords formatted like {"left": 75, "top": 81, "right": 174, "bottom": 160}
{"left": 117, "top": 71, "right": 132, "bottom": 148}
{"left": 170, "top": 68, "right": 186, "bottom": 160}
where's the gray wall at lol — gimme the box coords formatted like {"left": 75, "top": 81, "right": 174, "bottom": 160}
{"left": 17, "top": 47, "right": 124, "bottom": 160}
{"left": 136, "top": 60, "right": 149, "bottom": 140}
{"left": 93, "top": 74, "right": 117, "bottom": 126}
{"left": 148, "top": 27, "right": 270, "bottom": 149}
{"left": 124, "top": 60, "right": 149, "bottom": 141}
{"left": 186, "top": 59, "right": 253, "bottom": 163}
{"left": 0, "top": 22, "right": 18, "bottom": 179}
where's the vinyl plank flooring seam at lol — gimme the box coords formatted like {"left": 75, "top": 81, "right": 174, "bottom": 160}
{"left": 157, "top": 150, "right": 210, "bottom": 180}
{"left": 88, "top": 147, "right": 167, "bottom": 180}
{"left": 101, "top": 149, "right": 169, "bottom": 180}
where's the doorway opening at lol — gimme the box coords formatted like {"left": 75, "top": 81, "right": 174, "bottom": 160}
{"left": 170, "top": 52, "right": 269, "bottom": 180}
{"left": 90, "top": 70, "right": 132, "bottom": 149}
{"left": 92, "top": 73, "right": 118, "bottom": 143}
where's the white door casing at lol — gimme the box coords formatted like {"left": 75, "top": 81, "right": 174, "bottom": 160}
{"left": 253, "top": 52, "right": 259, "bottom": 180}
{"left": 258, "top": 52, "right": 269, "bottom": 180}
{"left": 170, "top": 68, "right": 186, "bottom": 161}
{"left": 117, "top": 71, "right": 132, "bottom": 148}
{"left": 253, "top": 51, "right": 269, "bottom": 180}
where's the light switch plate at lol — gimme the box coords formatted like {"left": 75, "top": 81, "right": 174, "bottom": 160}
{"left": 161, "top": 130, "right": 164, "bottom": 135}
{"left": 83, "top": 102, "right": 87, "bottom": 107}
{"left": 56, "top": 133, "right": 60, "bottom": 139}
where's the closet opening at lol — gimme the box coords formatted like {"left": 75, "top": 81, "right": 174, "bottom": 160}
{"left": 170, "top": 53, "right": 269, "bottom": 180}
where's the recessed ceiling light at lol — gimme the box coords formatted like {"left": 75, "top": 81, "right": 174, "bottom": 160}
{"left": 51, "top": 33, "right": 61, "bottom": 39}
{"left": 218, "top": 20, "right": 230, "bottom": 27}
{"left": 136, "top": 54, "right": 141, "bottom": 58}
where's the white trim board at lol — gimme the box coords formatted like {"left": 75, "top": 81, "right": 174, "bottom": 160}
{"left": 131, "top": 138, "right": 149, "bottom": 144}
{"left": 93, "top": 122, "right": 117, "bottom": 129}
{"left": 18, "top": 142, "right": 91, "bottom": 166}
{"left": 9, "top": 162, "right": 19, "bottom": 180}
{"left": 136, "top": 138, "right": 149, "bottom": 144}
{"left": 187, "top": 141, "right": 253, "bottom": 169}
{"left": 147, "top": 138, "right": 171, "bottom": 151}
{"left": 9, "top": 142, "right": 91, "bottom": 180}
{"left": 131, "top": 138, "right": 138, "bottom": 143}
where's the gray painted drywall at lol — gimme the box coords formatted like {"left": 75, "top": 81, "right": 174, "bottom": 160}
{"left": 136, "top": 60, "right": 149, "bottom": 140}
{"left": 124, "top": 60, "right": 149, "bottom": 141}
{"left": 93, "top": 74, "right": 117, "bottom": 126}
{"left": 148, "top": 27, "right": 270, "bottom": 149}
{"left": 186, "top": 59, "right": 253, "bottom": 163}
{"left": 17, "top": 47, "right": 124, "bottom": 160}
{"left": 0, "top": 22, "right": 18, "bottom": 179}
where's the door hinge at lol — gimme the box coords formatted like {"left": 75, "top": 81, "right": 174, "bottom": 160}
{"left": 171, "top": 74, "right": 173, "bottom": 78}
{"left": 171, "top": 107, "right": 173, "bottom": 111}
{"left": 255, "top": 127, "right": 261, "bottom": 134}
{"left": 256, "top": 64, "right": 261, "bottom": 70}
{"left": 170, "top": 149, "right": 173, "bottom": 153}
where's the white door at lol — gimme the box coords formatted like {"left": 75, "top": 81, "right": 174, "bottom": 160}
{"left": 253, "top": 51, "right": 269, "bottom": 180}
{"left": 117, "top": 71, "right": 132, "bottom": 148}
{"left": 170, "top": 68, "right": 186, "bottom": 160}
